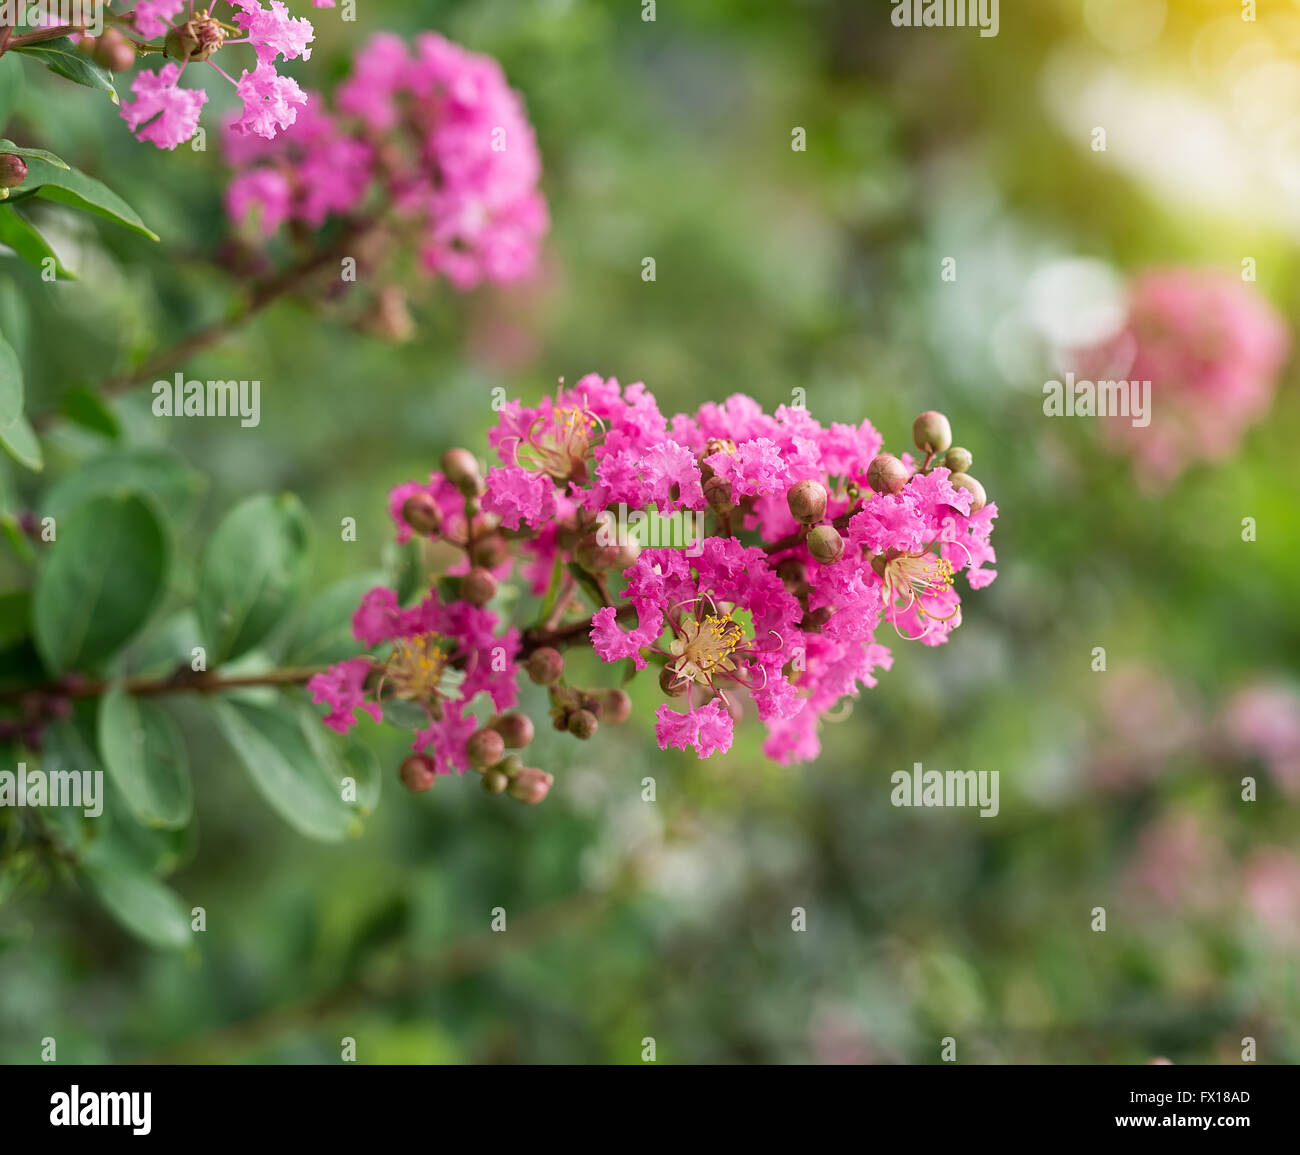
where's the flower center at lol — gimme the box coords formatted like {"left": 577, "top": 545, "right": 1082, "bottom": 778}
{"left": 385, "top": 633, "right": 449, "bottom": 702}
{"left": 881, "top": 551, "right": 954, "bottom": 609}
{"left": 668, "top": 613, "right": 744, "bottom": 686}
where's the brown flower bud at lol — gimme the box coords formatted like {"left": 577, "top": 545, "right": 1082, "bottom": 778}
{"left": 92, "top": 28, "right": 136, "bottom": 72}
{"left": 659, "top": 667, "right": 688, "bottom": 697}
{"left": 526, "top": 646, "right": 565, "bottom": 685}
{"left": 806, "top": 525, "right": 845, "bottom": 565}
{"left": 912, "top": 411, "right": 953, "bottom": 455}
{"left": 399, "top": 754, "right": 437, "bottom": 793}
{"left": 867, "top": 453, "right": 908, "bottom": 496}
{"left": 441, "top": 448, "right": 482, "bottom": 496}
{"left": 490, "top": 711, "right": 535, "bottom": 749}
{"left": 0, "top": 154, "right": 28, "bottom": 190}
{"left": 786, "top": 480, "right": 827, "bottom": 525}
{"left": 704, "top": 474, "right": 734, "bottom": 514}
{"left": 466, "top": 728, "right": 506, "bottom": 770}
{"left": 600, "top": 688, "right": 632, "bottom": 724}
{"left": 401, "top": 492, "right": 441, "bottom": 537}
{"left": 567, "top": 709, "right": 599, "bottom": 740}
{"left": 469, "top": 534, "right": 509, "bottom": 569}
{"left": 507, "top": 767, "right": 554, "bottom": 805}
{"left": 462, "top": 567, "right": 498, "bottom": 606}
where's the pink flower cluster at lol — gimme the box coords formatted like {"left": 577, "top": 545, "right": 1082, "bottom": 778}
{"left": 119, "top": 1, "right": 326, "bottom": 150}
{"left": 309, "top": 378, "right": 998, "bottom": 801}
{"left": 1074, "top": 269, "right": 1289, "bottom": 488}
{"left": 224, "top": 30, "right": 548, "bottom": 289}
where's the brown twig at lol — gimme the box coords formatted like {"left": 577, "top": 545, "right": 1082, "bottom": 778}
{"left": 31, "top": 218, "right": 379, "bottom": 432}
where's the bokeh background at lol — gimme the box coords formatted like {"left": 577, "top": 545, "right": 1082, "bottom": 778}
{"left": 2, "top": 0, "right": 1299, "bottom": 1063}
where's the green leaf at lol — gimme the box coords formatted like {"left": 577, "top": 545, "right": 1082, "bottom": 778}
{"left": 0, "top": 56, "right": 25, "bottom": 133}
{"left": 281, "top": 572, "right": 384, "bottom": 666}
{"left": 12, "top": 38, "right": 117, "bottom": 103}
{"left": 197, "top": 494, "right": 311, "bottom": 665}
{"left": 97, "top": 684, "right": 193, "bottom": 830}
{"left": 58, "top": 385, "right": 119, "bottom": 435}
{"left": 0, "top": 328, "right": 20, "bottom": 426}
{"left": 211, "top": 699, "right": 354, "bottom": 842}
{"left": 0, "top": 589, "right": 28, "bottom": 650}
{"left": 32, "top": 493, "right": 167, "bottom": 674}
{"left": 0, "top": 206, "right": 74, "bottom": 279}
{"left": 0, "top": 139, "right": 69, "bottom": 169}
{"left": 41, "top": 447, "right": 202, "bottom": 520}
{"left": 18, "top": 156, "right": 157, "bottom": 241}
{"left": 81, "top": 863, "right": 191, "bottom": 950}
{"left": 0, "top": 411, "right": 40, "bottom": 470}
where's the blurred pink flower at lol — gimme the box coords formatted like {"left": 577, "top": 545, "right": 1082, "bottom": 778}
{"left": 1075, "top": 270, "right": 1289, "bottom": 489}
{"left": 1088, "top": 665, "right": 1199, "bottom": 790}
{"left": 1243, "top": 849, "right": 1300, "bottom": 947}
{"left": 1220, "top": 682, "right": 1300, "bottom": 796}
{"left": 1124, "top": 812, "right": 1226, "bottom": 913}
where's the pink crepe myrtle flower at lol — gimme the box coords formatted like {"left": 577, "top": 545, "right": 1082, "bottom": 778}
{"left": 120, "top": 1, "right": 319, "bottom": 149}
{"left": 223, "top": 30, "right": 548, "bottom": 293}
{"left": 1219, "top": 681, "right": 1300, "bottom": 796}
{"left": 311, "top": 379, "right": 999, "bottom": 799}
{"left": 1071, "top": 269, "right": 1290, "bottom": 488}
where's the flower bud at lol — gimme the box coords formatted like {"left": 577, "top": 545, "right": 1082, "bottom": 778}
{"left": 490, "top": 711, "right": 535, "bottom": 749}
{"left": 786, "top": 480, "right": 827, "bottom": 525}
{"left": 948, "top": 472, "right": 987, "bottom": 512}
{"left": 0, "top": 154, "right": 27, "bottom": 190}
{"left": 526, "top": 646, "right": 565, "bottom": 686}
{"left": 806, "top": 525, "right": 845, "bottom": 565}
{"left": 659, "top": 667, "right": 687, "bottom": 697}
{"left": 801, "top": 607, "right": 832, "bottom": 632}
{"left": 497, "top": 754, "right": 524, "bottom": 779}
{"left": 401, "top": 491, "right": 441, "bottom": 537}
{"left": 482, "top": 769, "right": 509, "bottom": 795}
{"left": 600, "top": 688, "right": 632, "bottom": 724}
{"left": 441, "top": 448, "right": 482, "bottom": 496}
{"left": 704, "top": 474, "right": 734, "bottom": 514}
{"left": 552, "top": 710, "right": 571, "bottom": 731}
{"left": 775, "top": 557, "right": 807, "bottom": 593}
{"left": 469, "top": 534, "right": 509, "bottom": 569}
{"left": 462, "top": 566, "right": 498, "bottom": 606}
{"left": 567, "top": 709, "right": 599, "bottom": 740}
{"left": 466, "top": 727, "right": 506, "bottom": 770}
{"left": 944, "top": 446, "right": 973, "bottom": 473}
{"left": 610, "top": 537, "right": 642, "bottom": 572}
{"left": 507, "top": 768, "right": 554, "bottom": 805}
{"left": 399, "top": 754, "right": 437, "bottom": 793}
{"left": 912, "top": 410, "right": 952, "bottom": 454}
{"left": 867, "top": 453, "right": 908, "bottom": 496}
{"left": 574, "top": 533, "right": 620, "bottom": 573}
{"left": 92, "top": 28, "right": 136, "bottom": 72}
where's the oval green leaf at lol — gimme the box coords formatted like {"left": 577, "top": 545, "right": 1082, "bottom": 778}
{"left": 82, "top": 863, "right": 192, "bottom": 950}
{"left": 197, "top": 494, "right": 310, "bottom": 664}
{"left": 97, "top": 684, "right": 192, "bottom": 830}
{"left": 32, "top": 493, "right": 167, "bottom": 673}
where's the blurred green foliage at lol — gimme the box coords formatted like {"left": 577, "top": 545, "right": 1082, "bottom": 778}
{"left": 0, "top": 0, "right": 1298, "bottom": 1063}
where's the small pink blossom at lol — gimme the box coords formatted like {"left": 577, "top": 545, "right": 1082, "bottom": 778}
{"left": 655, "top": 700, "right": 734, "bottom": 759}
{"left": 232, "top": 62, "right": 308, "bottom": 139}
{"left": 120, "top": 64, "right": 208, "bottom": 150}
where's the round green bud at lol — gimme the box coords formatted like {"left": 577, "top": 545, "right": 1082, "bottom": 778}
{"left": 806, "top": 524, "right": 845, "bottom": 565}
{"left": 912, "top": 411, "right": 953, "bottom": 455}
{"left": 441, "top": 448, "right": 482, "bottom": 496}
{"left": 600, "top": 688, "right": 632, "bottom": 724}
{"left": 948, "top": 472, "right": 987, "bottom": 512}
{"left": 401, "top": 491, "right": 441, "bottom": 537}
{"left": 567, "top": 709, "right": 599, "bottom": 740}
{"left": 944, "top": 446, "right": 973, "bottom": 473}
{"left": 482, "top": 769, "right": 509, "bottom": 795}
{"left": 462, "top": 567, "right": 498, "bottom": 607}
